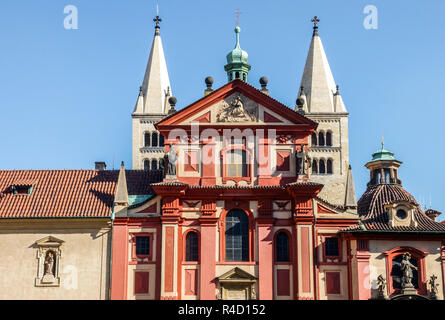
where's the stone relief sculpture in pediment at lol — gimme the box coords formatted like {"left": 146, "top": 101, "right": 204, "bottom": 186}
{"left": 216, "top": 94, "right": 259, "bottom": 123}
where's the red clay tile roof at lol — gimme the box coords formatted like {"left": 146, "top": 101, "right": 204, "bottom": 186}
{"left": 342, "top": 184, "right": 445, "bottom": 233}
{"left": 0, "top": 170, "right": 163, "bottom": 219}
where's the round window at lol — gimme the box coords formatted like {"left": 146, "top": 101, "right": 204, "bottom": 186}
{"left": 396, "top": 209, "right": 407, "bottom": 220}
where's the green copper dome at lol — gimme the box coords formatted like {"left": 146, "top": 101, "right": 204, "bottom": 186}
{"left": 224, "top": 26, "right": 251, "bottom": 82}
{"left": 370, "top": 147, "right": 396, "bottom": 162}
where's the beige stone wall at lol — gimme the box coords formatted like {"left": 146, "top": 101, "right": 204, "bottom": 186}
{"left": 368, "top": 240, "right": 443, "bottom": 299}
{"left": 132, "top": 116, "right": 165, "bottom": 170}
{"left": 308, "top": 114, "right": 350, "bottom": 205}
{"left": 0, "top": 219, "right": 111, "bottom": 300}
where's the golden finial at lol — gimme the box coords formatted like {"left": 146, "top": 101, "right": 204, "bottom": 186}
{"left": 381, "top": 135, "right": 384, "bottom": 149}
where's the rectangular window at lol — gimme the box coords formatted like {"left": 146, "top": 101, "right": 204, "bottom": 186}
{"left": 325, "top": 237, "right": 339, "bottom": 257}
{"left": 134, "top": 272, "right": 149, "bottom": 294}
{"left": 227, "top": 150, "right": 248, "bottom": 177}
{"left": 136, "top": 236, "right": 150, "bottom": 256}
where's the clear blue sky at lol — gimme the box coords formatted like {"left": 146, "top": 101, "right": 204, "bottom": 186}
{"left": 0, "top": 1, "right": 444, "bottom": 218}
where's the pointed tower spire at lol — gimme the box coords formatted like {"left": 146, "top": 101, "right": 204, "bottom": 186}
{"left": 114, "top": 161, "right": 129, "bottom": 214}
{"left": 299, "top": 16, "right": 342, "bottom": 113}
{"left": 134, "top": 15, "right": 172, "bottom": 115}
{"left": 345, "top": 165, "right": 357, "bottom": 208}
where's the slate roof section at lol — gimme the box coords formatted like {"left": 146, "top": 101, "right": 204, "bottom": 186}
{"left": 342, "top": 184, "right": 445, "bottom": 233}
{"left": 0, "top": 169, "right": 163, "bottom": 219}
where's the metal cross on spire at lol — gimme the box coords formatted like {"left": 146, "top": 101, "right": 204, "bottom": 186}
{"left": 154, "top": 15, "right": 162, "bottom": 27}
{"left": 235, "top": 9, "right": 242, "bottom": 27}
{"left": 311, "top": 16, "right": 320, "bottom": 36}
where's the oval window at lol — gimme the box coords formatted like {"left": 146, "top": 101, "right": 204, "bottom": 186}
{"left": 396, "top": 209, "right": 407, "bottom": 220}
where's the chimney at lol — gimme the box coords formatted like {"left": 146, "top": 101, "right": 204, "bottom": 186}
{"left": 425, "top": 209, "right": 441, "bottom": 221}
{"left": 95, "top": 162, "right": 107, "bottom": 171}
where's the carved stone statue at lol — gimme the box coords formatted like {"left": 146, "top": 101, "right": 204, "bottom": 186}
{"left": 401, "top": 252, "right": 417, "bottom": 292}
{"left": 376, "top": 274, "right": 388, "bottom": 299}
{"left": 250, "top": 284, "right": 257, "bottom": 300}
{"left": 296, "top": 144, "right": 310, "bottom": 175}
{"left": 44, "top": 251, "right": 55, "bottom": 276}
{"left": 429, "top": 275, "right": 439, "bottom": 299}
{"left": 164, "top": 146, "right": 177, "bottom": 176}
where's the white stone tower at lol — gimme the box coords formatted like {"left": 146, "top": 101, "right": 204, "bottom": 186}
{"left": 132, "top": 15, "right": 172, "bottom": 170}
{"left": 296, "top": 17, "right": 356, "bottom": 208}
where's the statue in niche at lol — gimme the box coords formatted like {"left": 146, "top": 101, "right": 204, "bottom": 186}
{"left": 164, "top": 145, "right": 177, "bottom": 177}
{"left": 296, "top": 144, "right": 310, "bottom": 175}
{"left": 44, "top": 251, "right": 55, "bottom": 276}
{"left": 401, "top": 252, "right": 417, "bottom": 290}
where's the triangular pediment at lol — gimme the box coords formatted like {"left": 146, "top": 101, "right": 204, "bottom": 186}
{"left": 217, "top": 267, "right": 257, "bottom": 281}
{"left": 35, "top": 236, "right": 65, "bottom": 247}
{"left": 156, "top": 80, "right": 316, "bottom": 128}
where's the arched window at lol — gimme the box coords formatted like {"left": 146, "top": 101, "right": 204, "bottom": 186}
{"left": 151, "top": 159, "right": 158, "bottom": 170}
{"left": 319, "top": 159, "right": 326, "bottom": 174}
{"left": 225, "top": 209, "right": 249, "bottom": 261}
{"left": 159, "top": 134, "right": 165, "bottom": 147}
{"left": 152, "top": 132, "right": 158, "bottom": 147}
{"left": 235, "top": 71, "right": 240, "bottom": 79}
{"left": 227, "top": 150, "right": 248, "bottom": 177}
{"left": 318, "top": 132, "right": 325, "bottom": 146}
{"left": 242, "top": 73, "right": 246, "bottom": 81}
{"left": 312, "top": 159, "right": 318, "bottom": 174}
{"left": 326, "top": 131, "right": 332, "bottom": 146}
{"left": 384, "top": 168, "right": 391, "bottom": 184}
{"left": 311, "top": 133, "right": 318, "bottom": 146}
{"left": 276, "top": 232, "right": 290, "bottom": 262}
{"left": 185, "top": 231, "right": 199, "bottom": 262}
{"left": 327, "top": 159, "right": 333, "bottom": 174}
{"left": 144, "top": 160, "right": 150, "bottom": 171}
{"left": 373, "top": 170, "right": 382, "bottom": 185}
{"left": 144, "top": 133, "right": 151, "bottom": 147}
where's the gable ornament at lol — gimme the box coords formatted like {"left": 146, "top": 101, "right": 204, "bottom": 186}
{"left": 216, "top": 94, "right": 258, "bottom": 123}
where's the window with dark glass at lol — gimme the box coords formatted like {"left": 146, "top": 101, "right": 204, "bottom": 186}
{"left": 227, "top": 150, "right": 248, "bottom": 177}
{"left": 319, "top": 159, "right": 326, "bottom": 174}
{"left": 325, "top": 237, "right": 339, "bottom": 257}
{"left": 327, "top": 159, "right": 333, "bottom": 174}
{"left": 326, "top": 132, "right": 332, "bottom": 146}
{"left": 159, "top": 134, "right": 165, "bottom": 147}
{"left": 312, "top": 159, "right": 318, "bottom": 174}
{"left": 384, "top": 168, "right": 391, "bottom": 184}
{"left": 318, "top": 132, "right": 325, "bottom": 146}
{"left": 373, "top": 170, "right": 382, "bottom": 185}
{"left": 391, "top": 254, "right": 418, "bottom": 289}
{"left": 276, "top": 232, "right": 290, "bottom": 262}
{"left": 136, "top": 236, "right": 150, "bottom": 255}
{"left": 144, "top": 133, "right": 151, "bottom": 147}
{"left": 151, "top": 159, "right": 158, "bottom": 170}
{"left": 152, "top": 132, "right": 158, "bottom": 147}
{"left": 185, "top": 232, "right": 199, "bottom": 261}
{"left": 396, "top": 209, "right": 407, "bottom": 220}
{"left": 311, "top": 133, "right": 318, "bottom": 146}
{"left": 144, "top": 160, "right": 150, "bottom": 171}
{"left": 225, "top": 209, "right": 249, "bottom": 261}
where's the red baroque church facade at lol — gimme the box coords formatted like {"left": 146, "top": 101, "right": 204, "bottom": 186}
{"left": 111, "top": 79, "right": 359, "bottom": 300}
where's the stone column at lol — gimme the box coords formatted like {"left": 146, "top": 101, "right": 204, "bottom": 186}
{"left": 110, "top": 221, "right": 128, "bottom": 300}
{"left": 355, "top": 239, "right": 371, "bottom": 300}
{"left": 257, "top": 217, "right": 274, "bottom": 299}
{"left": 199, "top": 217, "right": 218, "bottom": 299}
